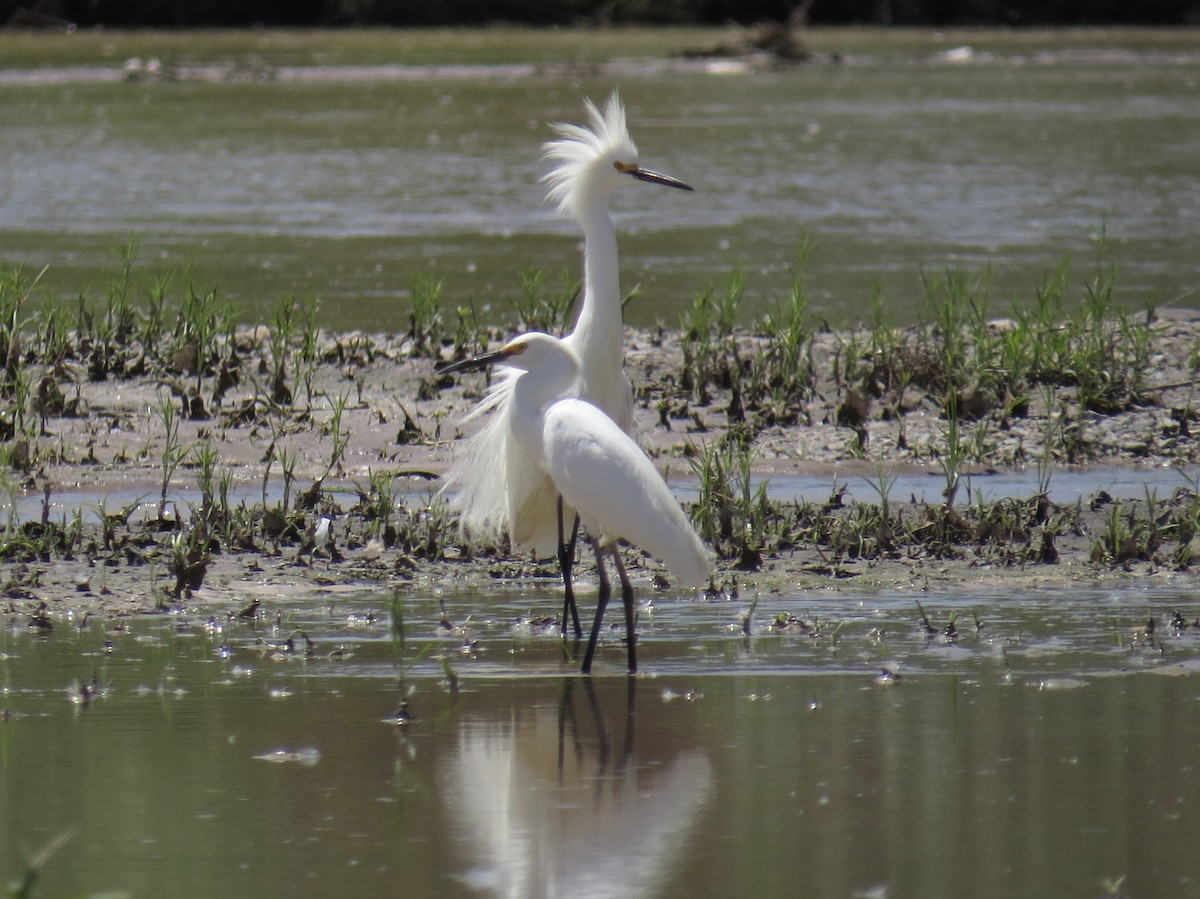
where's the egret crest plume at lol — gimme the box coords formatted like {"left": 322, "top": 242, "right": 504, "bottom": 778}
{"left": 441, "top": 91, "right": 692, "bottom": 567}
{"left": 542, "top": 92, "right": 637, "bottom": 218}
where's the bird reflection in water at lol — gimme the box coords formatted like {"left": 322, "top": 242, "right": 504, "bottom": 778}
{"left": 443, "top": 679, "right": 713, "bottom": 898}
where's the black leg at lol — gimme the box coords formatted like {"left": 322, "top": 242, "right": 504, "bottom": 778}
{"left": 581, "top": 540, "right": 611, "bottom": 674}
{"left": 557, "top": 496, "right": 583, "bottom": 639}
{"left": 611, "top": 546, "right": 638, "bottom": 674}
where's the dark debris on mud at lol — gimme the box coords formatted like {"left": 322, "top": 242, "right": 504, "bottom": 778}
{"left": 3, "top": 273, "right": 1200, "bottom": 623}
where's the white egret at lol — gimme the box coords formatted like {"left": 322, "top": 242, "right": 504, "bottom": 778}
{"left": 441, "top": 92, "right": 692, "bottom": 637}
{"left": 439, "top": 332, "right": 712, "bottom": 673}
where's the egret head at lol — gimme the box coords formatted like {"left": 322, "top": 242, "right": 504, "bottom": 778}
{"left": 542, "top": 91, "right": 692, "bottom": 221}
{"left": 438, "top": 332, "right": 582, "bottom": 394}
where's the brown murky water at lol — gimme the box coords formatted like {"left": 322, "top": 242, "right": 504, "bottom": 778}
{"left": 4, "top": 581, "right": 1200, "bottom": 898}
{"left": 4, "top": 29, "right": 1200, "bottom": 898}
{"left": 1, "top": 30, "right": 1198, "bottom": 330}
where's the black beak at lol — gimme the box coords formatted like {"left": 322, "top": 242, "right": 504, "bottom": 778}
{"left": 436, "top": 347, "right": 515, "bottom": 376}
{"left": 631, "top": 167, "right": 694, "bottom": 191}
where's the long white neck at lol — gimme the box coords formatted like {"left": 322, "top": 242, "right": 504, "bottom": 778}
{"left": 563, "top": 202, "right": 626, "bottom": 419}
{"left": 507, "top": 348, "right": 580, "bottom": 455}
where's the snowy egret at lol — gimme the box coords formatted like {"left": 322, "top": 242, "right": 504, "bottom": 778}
{"left": 439, "top": 332, "right": 712, "bottom": 673}
{"left": 441, "top": 92, "right": 692, "bottom": 637}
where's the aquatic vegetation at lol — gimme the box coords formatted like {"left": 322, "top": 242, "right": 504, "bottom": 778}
{"left": 356, "top": 468, "right": 399, "bottom": 544}
{"left": 0, "top": 243, "right": 1193, "bottom": 606}
{"left": 510, "top": 264, "right": 580, "bottom": 336}
{"left": 167, "top": 525, "right": 211, "bottom": 602}
{"left": 679, "top": 268, "right": 744, "bottom": 407}
{"left": 321, "top": 389, "right": 352, "bottom": 479}
{"left": 405, "top": 274, "right": 445, "bottom": 359}
{"left": 687, "top": 436, "right": 777, "bottom": 569}
{"left": 172, "top": 282, "right": 232, "bottom": 419}
{"left": 152, "top": 392, "right": 188, "bottom": 519}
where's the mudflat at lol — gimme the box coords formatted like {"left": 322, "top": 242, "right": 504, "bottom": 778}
{"left": 6, "top": 303, "right": 1200, "bottom": 621}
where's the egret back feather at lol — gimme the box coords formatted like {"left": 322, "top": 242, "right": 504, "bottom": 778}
{"left": 544, "top": 398, "right": 712, "bottom": 588}
{"left": 442, "top": 367, "right": 574, "bottom": 558}
{"left": 440, "top": 369, "right": 517, "bottom": 545}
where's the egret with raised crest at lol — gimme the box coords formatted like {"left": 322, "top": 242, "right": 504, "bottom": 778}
{"left": 441, "top": 92, "right": 693, "bottom": 637}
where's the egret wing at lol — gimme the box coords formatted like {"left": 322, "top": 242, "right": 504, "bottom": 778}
{"left": 544, "top": 399, "right": 710, "bottom": 587}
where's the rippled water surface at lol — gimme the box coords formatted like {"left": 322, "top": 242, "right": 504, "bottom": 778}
{"left": 5, "top": 581, "right": 1200, "bottom": 898}
{"left": 4, "top": 31, "right": 1200, "bottom": 897}
{"left": 1, "top": 29, "right": 1198, "bottom": 329}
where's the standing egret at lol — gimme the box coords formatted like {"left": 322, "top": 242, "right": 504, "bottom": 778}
{"left": 441, "top": 92, "right": 692, "bottom": 637}
{"left": 439, "top": 332, "right": 712, "bottom": 673}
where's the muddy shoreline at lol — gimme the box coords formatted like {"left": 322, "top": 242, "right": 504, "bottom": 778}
{"left": 5, "top": 301, "right": 1200, "bottom": 625}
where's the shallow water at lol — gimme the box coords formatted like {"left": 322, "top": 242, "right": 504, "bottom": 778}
{"left": 5, "top": 31, "right": 1200, "bottom": 897}
{"left": 1, "top": 30, "right": 1198, "bottom": 330}
{"left": 12, "top": 464, "right": 1198, "bottom": 528}
{"left": 761, "top": 464, "right": 1200, "bottom": 505}
{"left": 5, "top": 581, "right": 1200, "bottom": 898}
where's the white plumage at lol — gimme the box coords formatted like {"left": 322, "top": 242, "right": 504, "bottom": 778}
{"left": 442, "top": 92, "right": 691, "bottom": 558}
{"left": 451, "top": 333, "right": 710, "bottom": 588}
{"left": 542, "top": 399, "right": 711, "bottom": 589}
{"left": 440, "top": 332, "right": 713, "bottom": 672}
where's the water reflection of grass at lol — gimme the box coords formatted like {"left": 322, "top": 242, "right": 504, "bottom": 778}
{"left": 6, "top": 829, "right": 76, "bottom": 899}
